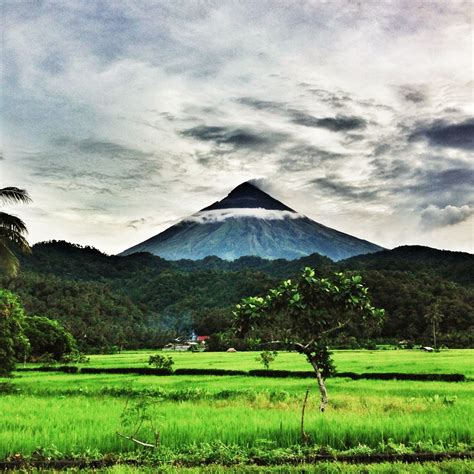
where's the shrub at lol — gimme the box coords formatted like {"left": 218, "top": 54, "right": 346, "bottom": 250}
{"left": 24, "top": 316, "right": 78, "bottom": 362}
{"left": 256, "top": 350, "right": 278, "bottom": 370}
{"left": 148, "top": 354, "right": 174, "bottom": 370}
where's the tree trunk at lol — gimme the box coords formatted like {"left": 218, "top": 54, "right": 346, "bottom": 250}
{"left": 308, "top": 356, "right": 328, "bottom": 412}
{"left": 300, "top": 387, "right": 310, "bottom": 443}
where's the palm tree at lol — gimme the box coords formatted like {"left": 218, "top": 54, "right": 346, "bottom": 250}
{"left": 0, "top": 187, "right": 32, "bottom": 277}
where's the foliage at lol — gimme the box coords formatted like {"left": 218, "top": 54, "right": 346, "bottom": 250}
{"left": 256, "top": 350, "right": 278, "bottom": 370}
{"left": 0, "top": 187, "right": 31, "bottom": 277}
{"left": 1, "top": 241, "right": 472, "bottom": 350}
{"left": 234, "top": 267, "right": 383, "bottom": 409}
{"left": 23, "top": 315, "right": 78, "bottom": 361}
{"left": 234, "top": 268, "right": 383, "bottom": 370}
{"left": 148, "top": 354, "right": 174, "bottom": 370}
{"left": 0, "top": 289, "right": 30, "bottom": 375}
{"left": 2, "top": 272, "right": 170, "bottom": 351}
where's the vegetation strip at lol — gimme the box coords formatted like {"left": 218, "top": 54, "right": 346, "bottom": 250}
{"left": 1, "top": 451, "right": 473, "bottom": 470}
{"left": 16, "top": 366, "right": 467, "bottom": 382}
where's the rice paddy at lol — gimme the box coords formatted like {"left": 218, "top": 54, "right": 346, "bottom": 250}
{"left": 1, "top": 350, "right": 473, "bottom": 472}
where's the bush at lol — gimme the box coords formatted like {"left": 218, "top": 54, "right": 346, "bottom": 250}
{"left": 24, "top": 315, "right": 77, "bottom": 362}
{"left": 148, "top": 354, "right": 174, "bottom": 370}
{"left": 174, "top": 368, "right": 247, "bottom": 376}
{"left": 248, "top": 369, "right": 315, "bottom": 378}
{"left": 256, "top": 350, "right": 278, "bottom": 369}
{"left": 333, "top": 372, "right": 466, "bottom": 382}
{"left": 81, "top": 367, "right": 172, "bottom": 375}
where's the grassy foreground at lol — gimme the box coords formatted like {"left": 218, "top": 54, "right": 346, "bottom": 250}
{"left": 14, "top": 461, "right": 474, "bottom": 473}
{"left": 2, "top": 350, "right": 473, "bottom": 471}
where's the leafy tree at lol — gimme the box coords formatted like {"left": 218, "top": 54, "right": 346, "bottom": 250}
{"left": 234, "top": 267, "right": 384, "bottom": 411}
{"left": 148, "top": 354, "right": 174, "bottom": 370}
{"left": 256, "top": 350, "right": 278, "bottom": 369}
{"left": 0, "top": 289, "right": 30, "bottom": 375}
{"left": 23, "top": 315, "right": 78, "bottom": 361}
{"left": 0, "top": 187, "right": 32, "bottom": 277}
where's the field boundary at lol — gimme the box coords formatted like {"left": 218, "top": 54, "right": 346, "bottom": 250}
{"left": 16, "top": 366, "right": 467, "bottom": 382}
{"left": 1, "top": 451, "right": 473, "bottom": 470}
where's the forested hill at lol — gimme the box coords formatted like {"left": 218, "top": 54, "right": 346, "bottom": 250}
{"left": 341, "top": 245, "right": 474, "bottom": 286}
{"left": 17, "top": 240, "right": 335, "bottom": 280}
{"left": 18, "top": 240, "right": 474, "bottom": 285}
{"left": 1, "top": 240, "right": 472, "bottom": 350}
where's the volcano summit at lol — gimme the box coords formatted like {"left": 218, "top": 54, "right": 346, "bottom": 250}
{"left": 120, "top": 182, "right": 383, "bottom": 260}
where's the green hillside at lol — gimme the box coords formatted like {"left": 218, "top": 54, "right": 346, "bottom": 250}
{"left": 1, "top": 241, "right": 471, "bottom": 351}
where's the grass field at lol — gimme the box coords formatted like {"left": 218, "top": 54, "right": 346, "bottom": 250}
{"left": 2, "top": 350, "right": 473, "bottom": 471}
{"left": 76, "top": 349, "right": 474, "bottom": 377}
{"left": 40, "top": 461, "right": 474, "bottom": 473}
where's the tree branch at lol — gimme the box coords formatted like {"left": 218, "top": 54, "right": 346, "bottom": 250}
{"left": 320, "top": 321, "right": 349, "bottom": 337}
{"left": 116, "top": 432, "right": 158, "bottom": 448}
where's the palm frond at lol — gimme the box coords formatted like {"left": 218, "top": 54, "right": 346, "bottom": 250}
{"left": 0, "top": 187, "right": 32, "bottom": 205}
{"left": 0, "top": 229, "right": 32, "bottom": 255}
{"left": 0, "top": 242, "right": 20, "bottom": 277}
{"left": 0, "top": 212, "right": 29, "bottom": 234}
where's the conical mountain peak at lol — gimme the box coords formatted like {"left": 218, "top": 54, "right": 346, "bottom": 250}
{"left": 202, "top": 181, "right": 295, "bottom": 212}
{"left": 121, "top": 181, "right": 383, "bottom": 261}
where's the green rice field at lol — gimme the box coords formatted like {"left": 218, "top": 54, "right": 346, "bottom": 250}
{"left": 1, "top": 350, "right": 473, "bottom": 472}
{"left": 79, "top": 348, "right": 474, "bottom": 377}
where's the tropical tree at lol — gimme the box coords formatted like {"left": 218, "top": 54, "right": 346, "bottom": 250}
{"left": 424, "top": 303, "right": 444, "bottom": 350}
{"left": 23, "top": 315, "right": 78, "bottom": 361}
{"left": 0, "top": 289, "right": 30, "bottom": 376}
{"left": 0, "top": 187, "right": 32, "bottom": 277}
{"left": 234, "top": 267, "right": 384, "bottom": 411}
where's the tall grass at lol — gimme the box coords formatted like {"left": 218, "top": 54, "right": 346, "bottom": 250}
{"left": 0, "top": 372, "right": 472, "bottom": 458}
{"left": 81, "top": 461, "right": 474, "bottom": 473}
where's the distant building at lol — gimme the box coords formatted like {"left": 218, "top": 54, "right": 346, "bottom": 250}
{"left": 162, "top": 333, "right": 209, "bottom": 351}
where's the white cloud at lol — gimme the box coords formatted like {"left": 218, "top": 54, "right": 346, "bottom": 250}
{"left": 420, "top": 205, "right": 474, "bottom": 230}
{"left": 184, "top": 208, "right": 303, "bottom": 224}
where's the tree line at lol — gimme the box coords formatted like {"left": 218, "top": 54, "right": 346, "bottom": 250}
{"left": 0, "top": 240, "right": 471, "bottom": 351}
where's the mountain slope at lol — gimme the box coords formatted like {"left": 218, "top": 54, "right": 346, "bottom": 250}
{"left": 341, "top": 245, "right": 474, "bottom": 286}
{"left": 121, "top": 182, "right": 383, "bottom": 261}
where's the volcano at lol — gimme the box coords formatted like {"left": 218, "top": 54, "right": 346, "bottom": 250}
{"left": 120, "top": 182, "right": 383, "bottom": 261}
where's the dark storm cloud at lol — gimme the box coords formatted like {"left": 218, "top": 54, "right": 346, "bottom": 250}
{"left": 387, "top": 166, "right": 474, "bottom": 209}
{"left": 237, "top": 97, "right": 367, "bottom": 132}
{"left": 309, "top": 175, "right": 381, "bottom": 201}
{"left": 236, "top": 97, "right": 284, "bottom": 112}
{"left": 409, "top": 118, "right": 474, "bottom": 150}
{"left": 181, "top": 125, "right": 287, "bottom": 149}
{"left": 412, "top": 167, "right": 473, "bottom": 193}
{"left": 289, "top": 111, "right": 367, "bottom": 131}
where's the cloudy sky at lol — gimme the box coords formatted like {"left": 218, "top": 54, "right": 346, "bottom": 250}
{"left": 2, "top": 0, "right": 473, "bottom": 255}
